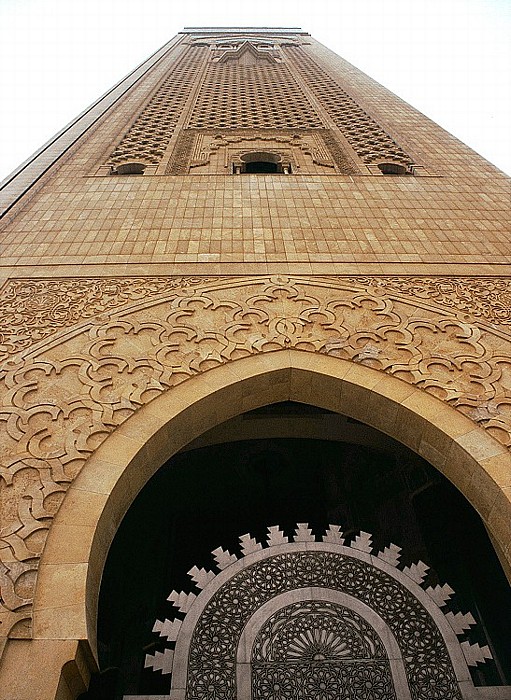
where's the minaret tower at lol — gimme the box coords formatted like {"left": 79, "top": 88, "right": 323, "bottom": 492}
{"left": 0, "top": 28, "right": 510, "bottom": 700}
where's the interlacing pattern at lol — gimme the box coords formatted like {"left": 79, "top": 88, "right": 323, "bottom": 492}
{"left": 107, "top": 46, "right": 207, "bottom": 167}
{"left": 0, "top": 276, "right": 221, "bottom": 360}
{"left": 253, "top": 602, "right": 386, "bottom": 661}
{"left": 253, "top": 660, "right": 394, "bottom": 700}
{"left": 187, "top": 60, "right": 324, "bottom": 130}
{"left": 252, "top": 601, "right": 394, "bottom": 700}
{"left": 1, "top": 275, "right": 511, "bottom": 643}
{"left": 344, "top": 276, "right": 511, "bottom": 326}
{"left": 146, "top": 526, "right": 492, "bottom": 698}
{"left": 186, "top": 552, "right": 456, "bottom": 699}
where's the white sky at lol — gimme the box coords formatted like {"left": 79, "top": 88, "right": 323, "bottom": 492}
{"left": 0, "top": 0, "right": 510, "bottom": 182}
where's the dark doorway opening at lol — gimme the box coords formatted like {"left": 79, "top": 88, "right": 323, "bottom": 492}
{"left": 245, "top": 160, "right": 279, "bottom": 173}
{"left": 93, "top": 403, "right": 511, "bottom": 698}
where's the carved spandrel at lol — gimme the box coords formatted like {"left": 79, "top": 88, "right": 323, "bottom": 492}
{"left": 0, "top": 276, "right": 223, "bottom": 361}
{"left": 1, "top": 274, "right": 511, "bottom": 644}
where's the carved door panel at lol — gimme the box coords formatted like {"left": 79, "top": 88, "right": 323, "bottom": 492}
{"left": 142, "top": 526, "right": 492, "bottom": 699}
{"left": 251, "top": 601, "right": 396, "bottom": 700}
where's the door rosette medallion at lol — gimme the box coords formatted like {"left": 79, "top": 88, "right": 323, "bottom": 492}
{"left": 145, "top": 523, "right": 492, "bottom": 700}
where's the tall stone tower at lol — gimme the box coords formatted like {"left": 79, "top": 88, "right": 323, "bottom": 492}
{"left": 0, "top": 28, "right": 510, "bottom": 700}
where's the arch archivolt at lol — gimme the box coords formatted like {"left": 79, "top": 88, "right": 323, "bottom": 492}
{"left": 0, "top": 274, "right": 511, "bottom": 650}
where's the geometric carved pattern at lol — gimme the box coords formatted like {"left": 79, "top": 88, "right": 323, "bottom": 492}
{"left": 4, "top": 274, "right": 511, "bottom": 363}
{"left": 252, "top": 602, "right": 396, "bottom": 700}
{"left": 165, "top": 129, "right": 197, "bottom": 175}
{"left": 320, "top": 129, "right": 360, "bottom": 173}
{"left": 287, "top": 46, "right": 414, "bottom": 167}
{"left": 253, "top": 661, "right": 395, "bottom": 700}
{"left": 166, "top": 128, "right": 357, "bottom": 175}
{"left": 2, "top": 275, "right": 511, "bottom": 643}
{"left": 252, "top": 601, "right": 387, "bottom": 661}
{"left": 346, "top": 275, "right": 511, "bottom": 327}
{"left": 145, "top": 524, "right": 492, "bottom": 699}
{"left": 107, "top": 46, "right": 206, "bottom": 167}
{"left": 168, "top": 128, "right": 349, "bottom": 174}
{"left": 0, "top": 275, "right": 221, "bottom": 361}
{"left": 187, "top": 60, "right": 324, "bottom": 130}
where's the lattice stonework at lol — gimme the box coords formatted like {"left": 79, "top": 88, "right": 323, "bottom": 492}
{"left": 252, "top": 601, "right": 396, "bottom": 700}
{"left": 107, "top": 45, "right": 206, "bottom": 167}
{"left": 187, "top": 60, "right": 325, "bottom": 130}
{"left": 286, "top": 45, "right": 414, "bottom": 167}
{"left": 106, "top": 36, "right": 414, "bottom": 172}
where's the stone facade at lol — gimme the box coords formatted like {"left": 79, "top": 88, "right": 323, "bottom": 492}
{"left": 0, "top": 27, "right": 510, "bottom": 700}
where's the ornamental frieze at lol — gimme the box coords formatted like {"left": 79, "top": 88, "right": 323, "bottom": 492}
{"left": 0, "top": 276, "right": 224, "bottom": 359}
{"left": 2, "top": 275, "right": 511, "bottom": 362}
{"left": 344, "top": 276, "right": 511, "bottom": 327}
{"left": 1, "top": 274, "right": 511, "bottom": 643}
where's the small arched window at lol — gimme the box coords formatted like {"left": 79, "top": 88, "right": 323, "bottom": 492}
{"left": 377, "top": 162, "right": 408, "bottom": 176}
{"left": 234, "top": 152, "right": 291, "bottom": 174}
{"left": 114, "top": 162, "right": 146, "bottom": 175}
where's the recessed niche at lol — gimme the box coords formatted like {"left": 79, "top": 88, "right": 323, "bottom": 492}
{"left": 234, "top": 151, "right": 291, "bottom": 174}
{"left": 115, "top": 162, "right": 146, "bottom": 175}
{"left": 378, "top": 162, "right": 408, "bottom": 175}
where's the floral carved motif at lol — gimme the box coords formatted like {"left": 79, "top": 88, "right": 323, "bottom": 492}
{"left": 0, "top": 276, "right": 223, "bottom": 360}
{"left": 344, "top": 276, "right": 511, "bottom": 327}
{"left": 1, "top": 274, "right": 511, "bottom": 644}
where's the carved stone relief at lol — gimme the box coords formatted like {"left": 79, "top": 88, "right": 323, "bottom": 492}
{"left": 0, "top": 276, "right": 222, "bottom": 360}
{"left": 186, "top": 59, "right": 324, "bottom": 131}
{"left": 344, "top": 276, "right": 511, "bottom": 327}
{"left": 188, "top": 131, "right": 332, "bottom": 173}
{"left": 1, "top": 275, "right": 511, "bottom": 645}
{"left": 286, "top": 46, "right": 416, "bottom": 168}
{"left": 211, "top": 41, "right": 284, "bottom": 66}
{"left": 106, "top": 45, "right": 207, "bottom": 169}
{"left": 166, "top": 129, "right": 354, "bottom": 175}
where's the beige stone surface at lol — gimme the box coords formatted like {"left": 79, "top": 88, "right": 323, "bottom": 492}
{"left": 0, "top": 35, "right": 509, "bottom": 277}
{"left": 0, "top": 639, "right": 95, "bottom": 700}
{"left": 24, "top": 351, "right": 509, "bottom": 667}
{"left": 0, "top": 27, "right": 510, "bottom": 699}
{"left": 1, "top": 173, "right": 509, "bottom": 275}
{"left": 2, "top": 276, "right": 511, "bottom": 648}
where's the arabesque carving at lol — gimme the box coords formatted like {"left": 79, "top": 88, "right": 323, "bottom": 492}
{"left": 0, "top": 276, "right": 222, "bottom": 360}
{"left": 344, "top": 276, "right": 511, "bottom": 327}
{"left": 1, "top": 274, "right": 511, "bottom": 644}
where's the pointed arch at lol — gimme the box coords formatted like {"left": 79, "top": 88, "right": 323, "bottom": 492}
{"left": 33, "top": 349, "right": 511, "bottom": 663}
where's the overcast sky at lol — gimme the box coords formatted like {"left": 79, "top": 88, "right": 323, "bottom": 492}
{"left": 0, "top": 0, "right": 510, "bottom": 182}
